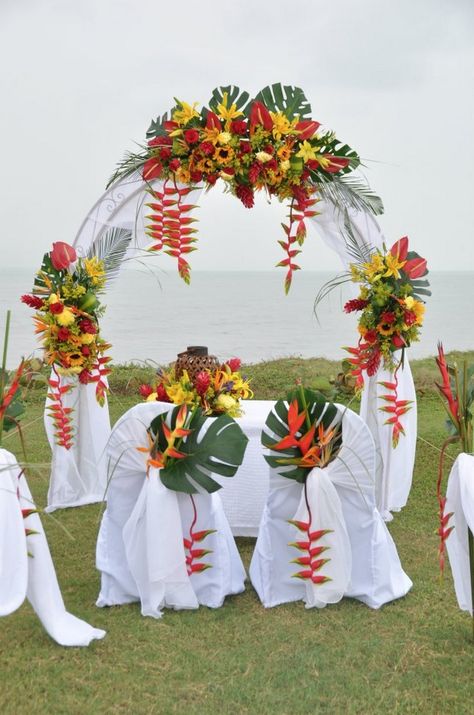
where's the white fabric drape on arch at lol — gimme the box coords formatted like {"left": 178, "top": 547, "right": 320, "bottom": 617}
{"left": 96, "top": 402, "right": 246, "bottom": 618}
{"left": 445, "top": 453, "right": 474, "bottom": 615}
{"left": 249, "top": 404, "right": 412, "bottom": 609}
{"left": 311, "top": 200, "right": 417, "bottom": 518}
{"left": 0, "top": 448, "right": 106, "bottom": 646}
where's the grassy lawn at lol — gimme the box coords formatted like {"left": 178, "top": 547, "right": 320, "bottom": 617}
{"left": 1, "top": 355, "right": 473, "bottom": 714}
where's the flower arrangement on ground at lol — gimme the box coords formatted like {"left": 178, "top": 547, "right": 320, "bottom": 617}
{"left": 22, "top": 242, "right": 112, "bottom": 448}
{"left": 341, "top": 236, "right": 430, "bottom": 446}
{"left": 139, "top": 357, "right": 253, "bottom": 418}
{"left": 110, "top": 84, "right": 382, "bottom": 291}
{"left": 262, "top": 386, "right": 342, "bottom": 586}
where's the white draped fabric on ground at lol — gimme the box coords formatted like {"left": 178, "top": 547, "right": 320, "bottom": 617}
{"left": 445, "top": 453, "right": 474, "bottom": 615}
{"left": 0, "top": 448, "right": 106, "bottom": 646}
{"left": 44, "top": 374, "right": 110, "bottom": 512}
{"left": 96, "top": 402, "right": 246, "bottom": 618}
{"left": 313, "top": 201, "right": 417, "bottom": 517}
{"left": 249, "top": 404, "right": 412, "bottom": 609}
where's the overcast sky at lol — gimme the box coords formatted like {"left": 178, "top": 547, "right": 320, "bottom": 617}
{"left": 1, "top": 0, "right": 473, "bottom": 272}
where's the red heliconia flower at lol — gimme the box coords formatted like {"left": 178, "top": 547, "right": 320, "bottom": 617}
{"left": 169, "top": 158, "right": 181, "bottom": 172}
{"left": 184, "top": 128, "right": 200, "bottom": 145}
{"left": 249, "top": 101, "right": 273, "bottom": 133}
{"left": 366, "top": 348, "right": 381, "bottom": 377}
{"left": 194, "top": 370, "right": 211, "bottom": 396}
{"left": 156, "top": 384, "right": 170, "bottom": 402}
{"left": 139, "top": 384, "right": 154, "bottom": 398}
{"left": 79, "top": 369, "right": 92, "bottom": 385}
{"left": 199, "top": 141, "right": 215, "bottom": 156}
{"left": 435, "top": 342, "right": 459, "bottom": 424}
{"left": 49, "top": 301, "right": 64, "bottom": 315}
{"left": 343, "top": 298, "right": 369, "bottom": 313}
{"left": 50, "top": 242, "right": 77, "bottom": 271}
{"left": 142, "top": 157, "right": 163, "bottom": 181}
{"left": 57, "top": 327, "right": 71, "bottom": 341}
{"left": 236, "top": 184, "right": 254, "bottom": 208}
{"left": 78, "top": 318, "right": 97, "bottom": 334}
{"left": 230, "top": 119, "right": 248, "bottom": 135}
{"left": 21, "top": 294, "right": 44, "bottom": 309}
{"left": 227, "top": 357, "right": 241, "bottom": 372}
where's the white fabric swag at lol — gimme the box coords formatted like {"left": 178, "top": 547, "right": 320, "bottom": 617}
{"left": 0, "top": 448, "right": 106, "bottom": 646}
{"left": 445, "top": 453, "right": 474, "bottom": 615}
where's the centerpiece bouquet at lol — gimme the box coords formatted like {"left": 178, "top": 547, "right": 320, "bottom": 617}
{"left": 110, "top": 84, "right": 382, "bottom": 291}
{"left": 22, "top": 241, "right": 112, "bottom": 448}
{"left": 140, "top": 357, "right": 252, "bottom": 418}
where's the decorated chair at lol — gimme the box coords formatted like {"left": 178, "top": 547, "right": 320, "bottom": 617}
{"left": 96, "top": 402, "right": 247, "bottom": 618}
{"left": 0, "top": 448, "right": 106, "bottom": 646}
{"left": 250, "top": 393, "right": 412, "bottom": 609}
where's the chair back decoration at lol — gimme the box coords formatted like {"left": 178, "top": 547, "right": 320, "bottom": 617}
{"left": 97, "top": 402, "right": 248, "bottom": 618}
{"left": 0, "top": 448, "right": 106, "bottom": 646}
{"left": 251, "top": 390, "right": 412, "bottom": 609}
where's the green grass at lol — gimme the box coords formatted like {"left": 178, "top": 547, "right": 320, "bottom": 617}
{"left": 1, "top": 355, "right": 473, "bottom": 715}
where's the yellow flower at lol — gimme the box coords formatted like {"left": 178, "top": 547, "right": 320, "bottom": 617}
{"left": 363, "top": 253, "right": 385, "bottom": 281}
{"left": 216, "top": 92, "right": 243, "bottom": 124}
{"left": 404, "top": 296, "right": 415, "bottom": 310}
{"left": 166, "top": 383, "right": 195, "bottom": 405}
{"left": 57, "top": 366, "right": 82, "bottom": 376}
{"left": 146, "top": 392, "right": 158, "bottom": 402}
{"left": 383, "top": 253, "right": 406, "bottom": 279}
{"left": 256, "top": 151, "right": 272, "bottom": 163}
{"left": 377, "top": 322, "right": 396, "bottom": 336}
{"left": 296, "top": 140, "right": 318, "bottom": 163}
{"left": 277, "top": 145, "right": 292, "bottom": 160}
{"left": 217, "top": 132, "right": 232, "bottom": 145}
{"left": 214, "top": 145, "right": 234, "bottom": 165}
{"left": 411, "top": 299, "right": 425, "bottom": 325}
{"left": 269, "top": 111, "right": 295, "bottom": 140}
{"left": 49, "top": 293, "right": 60, "bottom": 304}
{"left": 84, "top": 257, "right": 106, "bottom": 287}
{"left": 176, "top": 167, "right": 191, "bottom": 184}
{"left": 172, "top": 100, "right": 200, "bottom": 126}
{"left": 80, "top": 333, "right": 95, "bottom": 345}
{"left": 280, "top": 159, "right": 290, "bottom": 173}
{"left": 56, "top": 309, "right": 75, "bottom": 326}
{"left": 68, "top": 352, "right": 85, "bottom": 366}
{"left": 201, "top": 127, "right": 221, "bottom": 145}
{"left": 215, "top": 393, "right": 237, "bottom": 411}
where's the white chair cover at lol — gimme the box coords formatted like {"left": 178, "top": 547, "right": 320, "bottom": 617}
{"left": 96, "top": 402, "right": 246, "bottom": 618}
{"left": 44, "top": 374, "right": 111, "bottom": 512}
{"left": 250, "top": 405, "right": 412, "bottom": 609}
{"left": 313, "top": 200, "right": 417, "bottom": 519}
{"left": 445, "top": 453, "right": 474, "bottom": 615}
{"left": 0, "top": 448, "right": 106, "bottom": 646}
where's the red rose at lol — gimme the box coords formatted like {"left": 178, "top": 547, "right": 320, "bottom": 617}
{"left": 50, "top": 242, "right": 77, "bottom": 271}
{"left": 190, "top": 170, "right": 203, "bottom": 183}
{"left": 159, "top": 147, "right": 172, "bottom": 161}
{"left": 364, "top": 330, "right": 378, "bottom": 344}
{"left": 227, "top": 357, "right": 241, "bottom": 372}
{"left": 81, "top": 346, "right": 91, "bottom": 356}
{"left": 184, "top": 128, "right": 200, "bottom": 145}
{"left": 21, "top": 294, "right": 44, "bottom": 309}
{"left": 199, "top": 141, "right": 215, "bottom": 156}
{"left": 263, "top": 145, "right": 274, "bottom": 155}
{"left": 380, "top": 311, "right": 396, "bottom": 324}
{"left": 78, "top": 318, "right": 97, "bottom": 334}
{"left": 169, "top": 158, "right": 181, "bottom": 172}
{"left": 231, "top": 120, "right": 248, "bottom": 135}
{"left": 239, "top": 141, "right": 252, "bottom": 154}
{"left": 57, "top": 327, "right": 71, "bottom": 341}
{"left": 49, "top": 301, "right": 64, "bottom": 314}
{"left": 236, "top": 184, "right": 254, "bottom": 208}
{"left": 156, "top": 384, "right": 170, "bottom": 402}
{"left": 206, "top": 174, "right": 218, "bottom": 185}
{"left": 139, "top": 384, "right": 154, "bottom": 398}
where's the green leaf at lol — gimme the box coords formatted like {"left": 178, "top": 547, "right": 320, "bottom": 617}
{"left": 146, "top": 110, "right": 172, "bottom": 139}
{"left": 254, "top": 84, "right": 312, "bottom": 120}
{"left": 207, "top": 85, "right": 251, "bottom": 117}
{"left": 86, "top": 227, "right": 132, "bottom": 285}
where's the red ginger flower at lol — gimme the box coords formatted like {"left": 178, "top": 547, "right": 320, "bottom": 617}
{"left": 227, "top": 357, "right": 241, "bottom": 372}
{"left": 21, "top": 294, "right": 44, "bottom": 309}
{"left": 343, "top": 298, "right": 369, "bottom": 313}
{"left": 156, "top": 384, "right": 170, "bottom": 402}
{"left": 194, "top": 371, "right": 211, "bottom": 396}
{"left": 236, "top": 184, "right": 254, "bottom": 208}
{"left": 139, "top": 384, "right": 153, "bottom": 398}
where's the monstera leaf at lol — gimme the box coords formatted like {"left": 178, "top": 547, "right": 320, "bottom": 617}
{"left": 206, "top": 85, "right": 251, "bottom": 119}
{"left": 146, "top": 110, "right": 172, "bottom": 139}
{"left": 253, "top": 84, "right": 312, "bottom": 120}
{"left": 149, "top": 406, "right": 248, "bottom": 494}
{"left": 262, "top": 388, "right": 342, "bottom": 483}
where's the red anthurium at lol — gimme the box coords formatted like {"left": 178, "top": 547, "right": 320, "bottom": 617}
{"left": 295, "top": 120, "right": 320, "bottom": 140}
{"left": 142, "top": 157, "right": 163, "bottom": 181}
{"left": 249, "top": 101, "right": 273, "bottom": 133}
{"left": 403, "top": 256, "right": 428, "bottom": 279}
{"left": 50, "top": 242, "right": 77, "bottom": 271}
{"left": 206, "top": 111, "right": 221, "bottom": 130}
{"left": 321, "top": 155, "right": 350, "bottom": 173}
{"left": 390, "top": 236, "right": 409, "bottom": 262}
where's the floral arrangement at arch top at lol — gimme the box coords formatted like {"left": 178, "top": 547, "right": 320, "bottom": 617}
{"left": 139, "top": 357, "right": 253, "bottom": 418}
{"left": 342, "top": 236, "right": 430, "bottom": 446}
{"left": 109, "top": 84, "right": 383, "bottom": 292}
{"left": 22, "top": 242, "right": 112, "bottom": 449}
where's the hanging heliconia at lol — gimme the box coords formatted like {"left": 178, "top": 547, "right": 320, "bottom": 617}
{"left": 109, "top": 84, "right": 382, "bottom": 292}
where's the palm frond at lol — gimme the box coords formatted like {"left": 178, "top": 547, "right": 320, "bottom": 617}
{"left": 341, "top": 210, "right": 376, "bottom": 265}
{"left": 87, "top": 227, "right": 132, "bottom": 284}
{"left": 313, "top": 272, "right": 352, "bottom": 319}
{"left": 317, "top": 176, "right": 384, "bottom": 216}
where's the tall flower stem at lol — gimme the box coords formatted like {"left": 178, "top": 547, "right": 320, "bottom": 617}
{"left": 0, "top": 310, "right": 12, "bottom": 446}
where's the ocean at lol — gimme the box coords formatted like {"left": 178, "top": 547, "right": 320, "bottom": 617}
{"left": 1, "top": 268, "right": 473, "bottom": 368}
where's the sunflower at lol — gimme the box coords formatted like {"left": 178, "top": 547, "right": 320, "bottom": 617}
{"left": 377, "top": 321, "right": 396, "bottom": 336}
{"left": 214, "top": 146, "right": 235, "bottom": 165}
{"left": 68, "top": 352, "right": 85, "bottom": 366}
{"left": 277, "top": 145, "right": 292, "bottom": 161}
{"left": 176, "top": 167, "right": 191, "bottom": 184}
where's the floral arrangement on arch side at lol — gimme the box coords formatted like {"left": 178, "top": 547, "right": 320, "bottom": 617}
{"left": 261, "top": 387, "right": 342, "bottom": 587}
{"left": 343, "top": 236, "right": 430, "bottom": 446}
{"left": 137, "top": 403, "right": 248, "bottom": 575}
{"left": 109, "top": 84, "right": 381, "bottom": 292}
{"left": 140, "top": 357, "right": 252, "bottom": 418}
{"left": 22, "top": 242, "right": 112, "bottom": 449}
